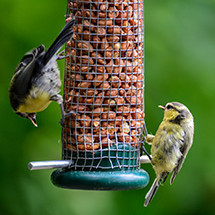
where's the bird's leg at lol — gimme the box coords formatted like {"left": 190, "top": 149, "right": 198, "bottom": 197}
{"left": 140, "top": 144, "right": 152, "bottom": 160}
{"left": 142, "top": 120, "right": 154, "bottom": 145}
{"left": 59, "top": 103, "right": 79, "bottom": 126}
{"left": 50, "top": 95, "right": 78, "bottom": 125}
{"left": 140, "top": 121, "right": 152, "bottom": 160}
{"left": 59, "top": 103, "right": 65, "bottom": 126}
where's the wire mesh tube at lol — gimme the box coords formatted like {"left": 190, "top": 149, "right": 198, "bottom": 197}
{"left": 62, "top": 0, "right": 145, "bottom": 171}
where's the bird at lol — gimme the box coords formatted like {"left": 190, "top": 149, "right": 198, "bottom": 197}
{"left": 144, "top": 102, "right": 194, "bottom": 207}
{"left": 9, "top": 17, "right": 76, "bottom": 127}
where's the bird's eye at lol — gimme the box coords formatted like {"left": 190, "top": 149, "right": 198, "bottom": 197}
{"left": 166, "top": 104, "right": 173, "bottom": 110}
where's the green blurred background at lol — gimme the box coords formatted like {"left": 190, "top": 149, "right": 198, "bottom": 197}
{"left": 0, "top": 0, "right": 215, "bottom": 214}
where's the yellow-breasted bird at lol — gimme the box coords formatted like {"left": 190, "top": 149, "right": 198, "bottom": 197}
{"left": 9, "top": 18, "right": 76, "bottom": 127}
{"left": 144, "top": 102, "right": 194, "bottom": 207}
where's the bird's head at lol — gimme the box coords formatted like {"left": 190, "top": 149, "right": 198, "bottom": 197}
{"left": 159, "top": 102, "right": 193, "bottom": 124}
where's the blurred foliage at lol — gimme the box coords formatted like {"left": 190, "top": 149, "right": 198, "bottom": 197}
{"left": 0, "top": 0, "right": 215, "bottom": 214}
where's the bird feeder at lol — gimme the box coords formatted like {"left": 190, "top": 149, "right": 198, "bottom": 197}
{"left": 29, "top": 0, "right": 150, "bottom": 191}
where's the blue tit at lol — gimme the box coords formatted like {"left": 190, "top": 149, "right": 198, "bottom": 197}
{"left": 9, "top": 18, "right": 76, "bottom": 127}
{"left": 144, "top": 102, "right": 194, "bottom": 207}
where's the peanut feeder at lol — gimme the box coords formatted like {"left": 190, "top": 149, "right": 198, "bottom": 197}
{"left": 30, "top": 0, "right": 149, "bottom": 190}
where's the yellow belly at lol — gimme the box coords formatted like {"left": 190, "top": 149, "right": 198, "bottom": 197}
{"left": 18, "top": 90, "right": 51, "bottom": 113}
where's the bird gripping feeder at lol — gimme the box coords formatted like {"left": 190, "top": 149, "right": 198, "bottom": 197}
{"left": 29, "top": 0, "right": 149, "bottom": 191}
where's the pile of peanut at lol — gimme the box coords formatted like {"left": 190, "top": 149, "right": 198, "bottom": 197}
{"left": 63, "top": 0, "right": 144, "bottom": 152}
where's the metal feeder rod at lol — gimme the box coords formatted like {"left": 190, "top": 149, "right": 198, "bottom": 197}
{"left": 140, "top": 155, "right": 151, "bottom": 164}
{"left": 28, "top": 160, "right": 72, "bottom": 170}
{"left": 28, "top": 156, "right": 151, "bottom": 170}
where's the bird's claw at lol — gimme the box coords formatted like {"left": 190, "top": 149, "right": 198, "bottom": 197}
{"left": 141, "top": 144, "right": 152, "bottom": 161}
{"left": 57, "top": 50, "right": 69, "bottom": 60}
{"left": 59, "top": 103, "right": 79, "bottom": 126}
{"left": 140, "top": 120, "right": 152, "bottom": 160}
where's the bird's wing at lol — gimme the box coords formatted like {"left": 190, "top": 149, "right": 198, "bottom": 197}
{"left": 10, "top": 46, "right": 45, "bottom": 98}
{"left": 41, "top": 18, "right": 76, "bottom": 65}
{"left": 170, "top": 129, "right": 193, "bottom": 184}
{"left": 14, "top": 45, "right": 45, "bottom": 74}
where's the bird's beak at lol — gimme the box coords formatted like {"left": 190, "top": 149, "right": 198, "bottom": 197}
{"left": 158, "top": 105, "right": 165, "bottom": 110}
{"left": 27, "top": 113, "right": 37, "bottom": 127}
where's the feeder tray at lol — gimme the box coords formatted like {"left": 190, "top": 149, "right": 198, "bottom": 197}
{"left": 51, "top": 144, "right": 149, "bottom": 190}
{"left": 29, "top": 0, "right": 150, "bottom": 191}
{"left": 52, "top": 169, "right": 148, "bottom": 191}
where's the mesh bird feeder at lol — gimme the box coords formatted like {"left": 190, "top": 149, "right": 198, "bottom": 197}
{"left": 29, "top": 0, "right": 149, "bottom": 190}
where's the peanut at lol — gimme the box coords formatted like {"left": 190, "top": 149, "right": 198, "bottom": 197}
{"left": 84, "top": 89, "right": 98, "bottom": 96}
{"left": 115, "top": 116, "right": 126, "bottom": 126}
{"left": 95, "top": 74, "right": 109, "bottom": 86}
{"left": 92, "top": 117, "right": 100, "bottom": 127}
{"left": 119, "top": 122, "right": 130, "bottom": 134}
{"left": 99, "top": 19, "right": 113, "bottom": 26}
{"left": 101, "top": 38, "right": 110, "bottom": 50}
{"left": 81, "top": 66, "right": 91, "bottom": 72}
{"left": 102, "top": 111, "right": 116, "bottom": 120}
{"left": 79, "top": 128, "right": 91, "bottom": 134}
{"left": 83, "top": 20, "right": 95, "bottom": 31}
{"left": 107, "top": 36, "right": 120, "bottom": 42}
{"left": 86, "top": 73, "right": 94, "bottom": 80}
{"left": 101, "top": 137, "right": 113, "bottom": 148}
{"left": 110, "top": 76, "right": 121, "bottom": 88}
{"left": 93, "top": 107, "right": 104, "bottom": 117}
{"left": 105, "top": 88, "right": 118, "bottom": 96}
{"left": 70, "top": 74, "right": 83, "bottom": 81}
{"left": 113, "top": 43, "right": 120, "bottom": 50}
{"left": 94, "top": 92, "right": 105, "bottom": 105}
{"left": 104, "top": 99, "right": 116, "bottom": 106}
{"left": 108, "top": 7, "right": 119, "bottom": 19}
{"left": 91, "top": 52, "right": 106, "bottom": 65}
{"left": 119, "top": 88, "right": 126, "bottom": 96}
{"left": 77, "top": 41, "right": 93, "bottom": 53}
{"left": 71, "top": 105, "right": 90, "bottom": 112}
{"left": 96, "top": 27, "right": 106, "bottom": 36}
{"left": 106, "top": 60, "right": 114, "bottom": 73}
{"left": 100, "top": 81, "right": 110, "bottom": 89}
{"left": 98, "top": 12, "right": 106, "bottom": 18}
{"left": 100, "top": 2, "right": 108, "bottom": 11}
{"left": 117, "top": 133, "right": 132, "bottom": 143}
{"left": 79, "top": 55, "right": 94, "bottom": 65}
{"left": 78, "top": 81, "right": 91, "bottom": 88}
{"left": 85, "top": 97, "right": 94, "bottom": 104}
{"left": 92, "top": 36, "right": 101, "bottom": 49}
{"left": 77, "top": 134, "right": 93, "bottom": 144}
{"left": 71, "top": 144, "right": 100, "bottom": 151}
{"left": 94, "top": 66, "right": 105, "bottom": 73}
{"left": 126, "top": 96, "right": 138, "bottom": 104}
{"left": 115, "top": 96, "right": 125, "bottom": 105}
{"left": 117, "top": 106, "right": 130, "bottom": 116}
{"left": 107, "top": 26, "right": 121, "bottom": 34}
{"left": 101, "top": 121, "right": 115, "bottom": 128}
{"left": 114, "top": 60, "right": 124, "bottom": 73}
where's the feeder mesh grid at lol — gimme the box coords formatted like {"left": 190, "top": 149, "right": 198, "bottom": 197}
{"left": 62, "top": 0, "right": 144, "bottom": 171}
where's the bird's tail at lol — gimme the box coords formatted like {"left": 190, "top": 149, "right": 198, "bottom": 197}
{"left": 144, "top": 172, "right": 168, "bottom": 207}
{"left": 144, "top": 178, "right": 160, "bottom": 207}
{"left": 42, "top": 17, "right": 76, "bottom": 65}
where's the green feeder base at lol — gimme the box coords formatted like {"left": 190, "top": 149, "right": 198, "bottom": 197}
{"left": 51, "top": 169, "right": 149, "bottom": 191}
